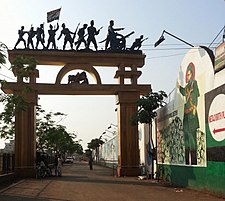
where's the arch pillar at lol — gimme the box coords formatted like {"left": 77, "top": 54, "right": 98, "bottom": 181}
{"left": 14, "top": 90, "right": 38, "bottom": 178}
{"left": 116, "top": 91, "right": 140, "bottom": 176}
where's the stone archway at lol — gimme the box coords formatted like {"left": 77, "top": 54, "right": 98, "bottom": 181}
{"left": 2, "top": 50, "right": 151, "bottom": 178}
{"left": 55, "top": 63, "right": 102, "bottom": 85}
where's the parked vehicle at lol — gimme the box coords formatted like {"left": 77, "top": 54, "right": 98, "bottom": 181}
{"left": 65, "top": 157, "right": 73, "bottom": 163}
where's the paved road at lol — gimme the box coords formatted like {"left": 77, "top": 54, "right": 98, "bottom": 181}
{"left": 0, "top": 162, "right": 224, "bottom": 201}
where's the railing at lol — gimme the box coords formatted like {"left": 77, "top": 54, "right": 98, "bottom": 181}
{"left": 0, "top": 153, "right": 15, "bottom": 175}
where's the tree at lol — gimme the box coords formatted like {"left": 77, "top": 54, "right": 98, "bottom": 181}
{"left": 0, "top": 55, "right": 37, "bottom": 139}
{"left": 0, "top": 52, "right": 83, "bottom": 156}
{"left": 0, "top": 42, "right": 7, "bottom": 68}
{"left": 87, "top": 138, "right": 104, "bottom": 161}
{"left": 36, "top": 106, "right": 83, "bottom": 156}
{"left": 132, "top": 91, "right": 167, "bottom": 126}
{"left": 131, "top": 90, "right": 167, "bottom": 178}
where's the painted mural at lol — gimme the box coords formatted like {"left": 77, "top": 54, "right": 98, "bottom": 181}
{"left": 157, "top": 46, "right": 214, "bottom": 167}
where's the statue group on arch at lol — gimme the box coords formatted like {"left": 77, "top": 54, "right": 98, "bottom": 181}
{"left": 14, "top": 20, "right": 148, "bottom": 52}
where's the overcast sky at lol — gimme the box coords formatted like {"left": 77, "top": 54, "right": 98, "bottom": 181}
{"left": 0, "top": 0, "right": 224, "bottom": 149}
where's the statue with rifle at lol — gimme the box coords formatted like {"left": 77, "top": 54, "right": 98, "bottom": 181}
{"left": 129, "top": 35, "right": 148, "bottom": 51}
{"left": 75, "top": 24, "right": 88, "bottom": 50}
{"left": 86, "top": 20, "right": 103, "bottom": 51}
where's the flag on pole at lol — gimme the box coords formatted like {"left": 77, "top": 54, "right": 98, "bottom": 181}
{"left": 47, "top": 8, "right": 61, "bottom": 23}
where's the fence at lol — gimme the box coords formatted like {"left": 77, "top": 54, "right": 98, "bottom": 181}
{"left": 0, "top": 153, "right": 15, "bottom": 175}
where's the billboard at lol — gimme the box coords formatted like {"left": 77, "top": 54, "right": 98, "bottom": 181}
{"left": 215, "top": 42, "right": 225, "bottom": 72}
{"left": 157, "top": 46, "right": 214, "bottom": 166}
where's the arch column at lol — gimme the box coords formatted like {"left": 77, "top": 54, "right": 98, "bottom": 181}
{"left": 14, "top": 91, "right": 37, "bottom": 178}
{"left": 116, "top": 91, "right": 140, "bottom": 176}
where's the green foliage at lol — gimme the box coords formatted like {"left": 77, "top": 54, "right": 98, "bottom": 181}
{"left": 87, "top": 138, "right": 104, "bottom": 150}
{"left": 36, "top": 106, "right": 83, "bottom": 155}
{"left": 132, "top": 90, "right": 167, "bottom": 125}
{"left": 0, "top": 42, "right": 7, "bottom": 67}
{"left": 0, "top": 93, "right": 29, "bottom": 139}
{"left": 10, "top": 56, "right": 37, "bottom": 79}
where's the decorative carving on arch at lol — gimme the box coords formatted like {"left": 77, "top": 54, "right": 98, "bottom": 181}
{"left": 55, "top": 63, "right": 102, "bottom": 85}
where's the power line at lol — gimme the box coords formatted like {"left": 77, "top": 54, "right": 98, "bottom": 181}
{"left": 0, "top": 73, "right": 16, "bottom": 81}
{"left": 208, "top": 25, "right": 225, "bottom": 48}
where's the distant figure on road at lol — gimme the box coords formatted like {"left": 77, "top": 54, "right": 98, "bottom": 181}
{"left": 89, "top": 155, "right": 94, "bottom": 170}
{"left": 57, "top": 154, "right": 63, "bottom": 176}
{"left": 54, "top": 154, "right": 58, "bottom": 176}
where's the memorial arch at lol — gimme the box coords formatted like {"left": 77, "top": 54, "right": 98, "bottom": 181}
{"left": 2, "top": 50, "right": 151, "bottom": 178}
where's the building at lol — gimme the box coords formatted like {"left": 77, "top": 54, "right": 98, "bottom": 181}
{"left": 155, "top": 43, "right": 225, "bottom": 197}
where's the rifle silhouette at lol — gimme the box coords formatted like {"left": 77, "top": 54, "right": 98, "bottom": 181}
{"left": 72, "top": 22, "right": 80, "bottom": 43}
{"left": 99, "top": 31, "right": 134, "bottom": 44}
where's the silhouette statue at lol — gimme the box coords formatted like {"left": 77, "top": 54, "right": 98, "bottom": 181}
{"left": 57, "top": 23, "right": 75, "bottom": 50}
{"left": 130, "top": 35, "right": 148, "bottom": 50}
{"left": 86, "top": 20, "right": 103, "bottom": 51}
{"left": 104, "top": 20, "right": 124, "bottom": 50}
{"left": 47, "top": 23, "right": 59, "bottom": 50}
{"left": 36, "top": 24, "right": 45, "bottom": 49}
{"left": 27, "top": 26, "right": 36, "bottom": 49}
{"left": 68, "top": 71, "right": 89, "bottom": 84}
{"left": 14, "top": 26, "right": 27, "bottom": 49}
{"left": 75, "top": 24, "right": 88, "bottom": 50}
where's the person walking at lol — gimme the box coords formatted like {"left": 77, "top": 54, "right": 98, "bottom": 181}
{"left": 57, "top": 154, "right": 63, "bottom": 176}
{"left": 89, "top": 155, "right": 93, "bottom": 170}
{"left": 54, "top": 154, "right": 58, "bottom": 176}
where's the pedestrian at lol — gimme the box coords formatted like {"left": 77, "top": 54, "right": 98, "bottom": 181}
{"left": 54, "top": 154, "right": 58, "bottom": 176}
{"left": 57, "top": 154, "right": 63, "bottom": 176}
{"left": 89, "top": 155, "right": 93, "bottom": 170}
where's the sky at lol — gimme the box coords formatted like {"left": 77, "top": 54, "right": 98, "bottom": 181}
{"left": 0, "top": 0, "right": 224, "bottom": 149}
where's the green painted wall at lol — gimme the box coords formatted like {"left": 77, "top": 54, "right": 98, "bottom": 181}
{"left": 160, "top": 162, "right": 225, "bottom": 197}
